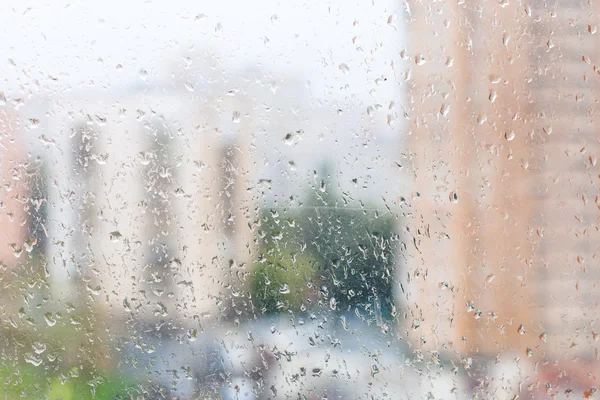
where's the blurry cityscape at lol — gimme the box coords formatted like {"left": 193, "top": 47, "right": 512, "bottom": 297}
{"left": 0, "top": 0, "right": 599, "bottom": 399}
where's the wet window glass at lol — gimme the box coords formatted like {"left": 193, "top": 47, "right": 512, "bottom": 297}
{"left": 0, "top": 0, "right": 598, "bottom": 399}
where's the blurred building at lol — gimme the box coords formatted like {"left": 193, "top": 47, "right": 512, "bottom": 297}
{"left": 34, "top": 80, "right": 256, "bottom": 324}
{"left": 0, "top": 107, "right": 27, "bottom": 266}
{"left": 404, "top": 0, "right": 600, "bottom": 392}
{"left": 16, "top": 52, "right": 402, "bottom": 326}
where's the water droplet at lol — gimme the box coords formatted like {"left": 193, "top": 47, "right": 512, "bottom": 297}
{"left": 87, "top": 284, "right": 101, "bottom": 295}
{"left": 518, "top": 324, "right": 526, "bottom": 335}
{"left": 94, "top": 115, "right": 107, "bottom": 126}
{"left": 123, "top": 298, "right": 131, "bottom": 312}
{"left": 279, "top": 283, "right": 290, "bottom": 294}
{"left": 440, "top": 103, "right": 450, "bottom": 117}
{"left": 283, "top": 132, "right": 295, "bottom": 146}
{"left": 44, "top": 312, "right": 56, "bottom": 327}
{"left": 109, "top": 231, "right": 122, "bottom": 242}
{"left": 138, "top": 68, "right": 148, "bottom": 81}
{"left": 92, "top": 153, "right": 108, "bottom": 165}
{"left": 371, "top": 364, "right": 380, "bottom": 376}
{"left": 28, "top": 119, "right": 40, "bottom": 129}
{"left": 177, "top": 280, "right": 193, "bottom": 288}
{"left": 449, "top": 191, "right": 459, "bottom": 203}
{"left": 387, "top": 14, "right": 397, "bottom": 27}
{"left": 23, "top": 237, "right": 37, "bottom": 253}
{"left": 24, "top": 353, "right": 42, "bottom": 366}
{"left": 137, "top": 151, "right": 152, "bottom": 165}
{"left": 329, "top": 297, "right": 337, "bottom": 310}
{"left": 10, "top": 244, "right": 23, "bottom": 258}
{"left": 338, "top": 63, "right": 350, "bottom": 74}
{"left": 319, "top": 180, "right": 326, "bottom": 192}
{"left": 415, "top": 54, "right": 426, "bottom": 66}
{"left": 505, "top": 131, "right": 515, "bottom": 141}
{"left": 526, "top": 347, "right": 533, "bottom": 357}
{"left": 387, "top": 114, "right": 394, "bottom": 127}
{"left": 187, "top": 328, "right": 197, "bottom": 341}
{"left": 232, "top": 111, "right": 241, "bottom": 123}
{"left": 33, "top": 342, "right": 46, "bottom": 354}
{"left": 193, "top": 160, "right": 206, "bottom": 171}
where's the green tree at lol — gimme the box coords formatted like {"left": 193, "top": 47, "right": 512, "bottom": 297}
{"left": 249, "top": 209, "right": 317, "bottom": 315}
{"left": 300, "top": 184, "right": 398, "bottom": 321}
{"left": 249, "top": 164, "right": 399, "bottom": 321}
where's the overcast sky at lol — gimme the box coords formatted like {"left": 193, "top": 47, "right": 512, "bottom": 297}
{"left": 0, "top": 0, "right": 404, "bottom": 104}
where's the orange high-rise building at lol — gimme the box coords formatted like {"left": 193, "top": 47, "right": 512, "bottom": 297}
{"left": 404, "top": 0, "right": 600, "bottom": 392}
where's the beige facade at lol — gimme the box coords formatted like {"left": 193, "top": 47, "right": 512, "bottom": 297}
{"left": 41, "top": 87, "right": 256, "bottom": 323}
{"left": 404, "top": 1, "right": 545, "bottom": 357}
{"left": 404, "top": 7, "right": 600, "bottom": 395}
{"left": 0, "top": 108, "right": 27, "bottom": 266}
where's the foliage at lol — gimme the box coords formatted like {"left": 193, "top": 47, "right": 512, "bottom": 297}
{"left": 301, "top": 187, "right": 399, "bottom": 320}
{"left": 249, "top": 172, "right": 399, "bottom": 320}
{"left": 0, "top": 363, "right": 138, "bottom": 399}
{"left": 250, "top": 217, "right": 318, "bottom": 315}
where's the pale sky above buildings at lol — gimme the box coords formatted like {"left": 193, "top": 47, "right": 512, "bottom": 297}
{"left": 0, "top": 0, "right": 404, "bottom": 104}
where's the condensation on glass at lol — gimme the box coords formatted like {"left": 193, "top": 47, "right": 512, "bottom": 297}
{"left": 0, "top": 0, "right": 597, "bottom": 399}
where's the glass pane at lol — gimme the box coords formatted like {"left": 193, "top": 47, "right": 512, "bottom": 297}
{"left": 0, "top": 0, "right": 596, "bottom": 399}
